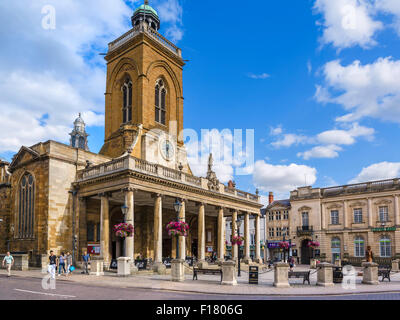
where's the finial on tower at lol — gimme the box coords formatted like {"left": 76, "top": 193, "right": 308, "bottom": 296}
{"left": 145, "top": 0, "right": 149, "bottom": 5}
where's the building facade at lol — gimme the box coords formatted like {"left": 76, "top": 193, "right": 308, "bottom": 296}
{"left": 266, "top": 179, "right": 400, "bottom": 265}
{"left": 0, "top": 3, "right": 262, "bottom": 271}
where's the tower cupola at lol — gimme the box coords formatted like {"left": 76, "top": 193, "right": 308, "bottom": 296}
{"left": 131, "top": 1, "right": 160, "bottom": 30}
{"left": 70, "top": 113, "right": 89, "bottom": 151}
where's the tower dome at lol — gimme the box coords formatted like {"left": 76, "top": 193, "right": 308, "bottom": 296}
{"left": 70, "top": 113, "right": 89, "bottom": 151}
{"left": 131, "top": 1, "right": 160, "bottom": 30}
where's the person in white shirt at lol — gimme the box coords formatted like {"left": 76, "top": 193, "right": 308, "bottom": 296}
{"left": 2, "top": 252, "right": 14, "bottom": 277}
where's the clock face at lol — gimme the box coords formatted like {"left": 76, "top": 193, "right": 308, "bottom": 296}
{"left": 160, "top": 139, "right": 175, "bottom": 160}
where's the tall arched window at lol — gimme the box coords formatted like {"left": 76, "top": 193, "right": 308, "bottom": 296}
{"left": 354, "top": 236, "right": 365, "bottom": 257}
{"left": 380, "top": 236, "right": 391, "bottom": 257}
{"left": 122, "top": 78, "right": 133, "bottom": 124}
{"left": 18, "top": 173, "right": 35, "bottom": 238}
{"left": 155, "top": 79, "right": 166, "bottom": 125}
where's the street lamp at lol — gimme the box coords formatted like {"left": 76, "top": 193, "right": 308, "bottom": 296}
{"left": 173, "top": 198, "right": 182, "bottom": 259}
{"left": 236, "top": 216, "right": 243, "bottom": 277}
{"left": 121, "top": 204, "right": 129, "bottom": 257}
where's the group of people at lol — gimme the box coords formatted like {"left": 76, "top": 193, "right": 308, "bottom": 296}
{"left": 47, "top": 251, "right": 74, "bottom": 279}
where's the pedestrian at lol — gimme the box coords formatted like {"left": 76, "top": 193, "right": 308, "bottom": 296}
{"left": 2, "top": 252, "right": 14, "bottom": 277}
{"left": 58, "top": 252, "right": 66, "bottom": 276}
{"left": 65, "top": 251, "right": 73, "bottom": 276}
{"left": 289, "top": 256, "right": 294, "bottom": 271}
{"left": 82, "top": 251, "right": 90, "bottom": 274}
{"left": 48, "top": 251, "right": 57, "bottom": 280}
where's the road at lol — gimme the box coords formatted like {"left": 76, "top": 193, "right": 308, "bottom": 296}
{"left": 1, "top": 275, "right": 400, "bottom": 300}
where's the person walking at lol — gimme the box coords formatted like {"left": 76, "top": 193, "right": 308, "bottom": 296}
{"left": 2, "top": 252, "right": 14, "bottom": 277}
{"left": 58, "top": 252, "right": 66, "bottom": 276}
{"left": 289, "top": 256, "right": 295, "bottom": 271}
{"left": 48, "top": 251, "right": 57, "bottom": 280}
{"left": 65, "top": 252, "right": 73, "bottom": 276}
{"left": 82, "top": 251, "right": 90, "bottom": 274}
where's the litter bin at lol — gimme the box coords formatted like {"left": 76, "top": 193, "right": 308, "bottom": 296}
{"left": 249, "top": 266, "right": 259, "bottom": 284}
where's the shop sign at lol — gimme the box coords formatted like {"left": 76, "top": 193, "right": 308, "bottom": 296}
{"left": 371, "top": 227, "right": 396, "bottom": 232}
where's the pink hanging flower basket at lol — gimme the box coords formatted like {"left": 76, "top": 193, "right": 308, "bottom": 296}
{"left": 307, "top": 241, "right": 320, "bottom": 249}
{"left": 231, "top": 236, "right": 244, "bottom": 246}
{"left": 278, "top": 241, "right": 290, "bottom": 249}
{"left": 113, "top": 223, "right": 134, "bottom": 238}
{"left": 166, "top": 221, "right": 189, "bottom": 237}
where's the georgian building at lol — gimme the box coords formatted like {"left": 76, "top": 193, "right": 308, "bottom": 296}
{"left": 0, "top": 2, "right": 262, "bottom": 271}
{"left": 266, "top": 179, "right": 400, "bottom": 265}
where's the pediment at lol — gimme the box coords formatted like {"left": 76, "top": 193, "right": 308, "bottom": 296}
{"left": 9, "top": 147, "right": 40, "bottom": 171}
{"left": 374, "top": 199, "right": 392, "bottom": 206}
{"left": 327, "top": 203, "right": 342, "bottom": 209}
{"left": 349, "top": 201, "right": 366, "bottom": 208}
{"left": 298, "top": 206, "right": 312, "bottom": 212}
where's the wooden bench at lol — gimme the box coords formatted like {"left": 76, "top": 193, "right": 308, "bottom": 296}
{"left": 288, "top": 271, "right": 311, "bottom": 285}
{"left": 193, "top": 268, "right": 222, "bottom": 283}
{"left": 378, "top": 265, "right": 391, "bottom": 282}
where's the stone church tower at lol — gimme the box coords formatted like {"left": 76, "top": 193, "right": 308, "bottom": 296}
{"left": 100, "top": 2, "right": 189, "bottom": 173}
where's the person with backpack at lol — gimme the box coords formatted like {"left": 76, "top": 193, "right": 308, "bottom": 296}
{"left": 2, "top": 252, "right": 14, "bottom": 277}
{"left": 57, "top": 252, "right": 66, "bottom": 276}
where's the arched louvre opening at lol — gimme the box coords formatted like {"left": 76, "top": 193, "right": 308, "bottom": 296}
{"left": 155, "top": 79, "right": 166, "bottom": 125}
{"left": 18, "top": 173, "right": 35, "bottom": 238}
{"left": 122, "top": 78, "right": 133, "bottom": 124}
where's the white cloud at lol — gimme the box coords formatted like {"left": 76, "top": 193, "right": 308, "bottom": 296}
{"left": 349, "top": 161, "right": 400, "bottom": 183}
{"left": 155, "top": 0, "right": 183, "bottom": 42}
{"left": 316, "top": 57, "right": 400, "bottom": 123}
{"left": 375, "top": 0, "right": 400, "bottom": 35}
{"left": 271, "top": 134, "right": 311, "bottom": 148}
{"left": 298, "top": 145, "right": 343, "bottom": 160}
{"left": 252, "top": 160, "right": 317, "bottom": 197}
{"left": 313, "top": 0, "right": 383, "bottom": 49}
{"left": 248, "top": 73, "right": 270, "bottom": 80}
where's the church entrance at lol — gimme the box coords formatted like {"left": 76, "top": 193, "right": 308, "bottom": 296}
{"left": 301, "top": 239, "right": 311, "bottom": 265}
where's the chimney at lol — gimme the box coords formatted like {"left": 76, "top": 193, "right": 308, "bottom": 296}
{"left": 268, "top": 192, "right": 274, "bottom": 205}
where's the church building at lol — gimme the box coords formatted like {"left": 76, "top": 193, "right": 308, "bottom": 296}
{"left": 0, "top": 2, "right": 262, "bottom": 272}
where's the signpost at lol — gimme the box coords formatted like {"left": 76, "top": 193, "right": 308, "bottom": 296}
{"left": 249, "top": 266, "right": 259, "bottom": 285}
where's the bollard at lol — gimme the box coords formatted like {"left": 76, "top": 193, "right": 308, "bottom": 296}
{"left": 117, "top": 257, "right": 131, "bottom": 277}
{"left": 171, "top": 259, "right": 185, "bottom": 282}
{"left": 221, "top": 261, "right": 237, "bottom": 286}
{"left": 316, "top": 262, "right": 334, "bottom": 287}
{"left": 273, "top": 262, "right": 290, "bottom": 288}
{"left": 89, "top": 258, "right": 104, "bottom": 276}
{"left": 392, "top": 259, "right": 399, "bottom": 272}
{"left": 362, "top": 262, "right": 379, "bottom": 285}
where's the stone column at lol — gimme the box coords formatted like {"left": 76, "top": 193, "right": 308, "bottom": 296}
{"left": 232, "top": 211, "right": 238, "bottom": 262}
{"left": 178, "top": 199, "right": 186, "bottom": 261}
{"left": 368, "top": 198, "right": 373, "bottom": 228}
{"left": 171, "top": 259, "right": 185, "bottom": 282}
{"left": 273, "top": 262, "right": 290, "bottom": 288}
{"left": 321, "top": 203, "right": 326, "bottom": 230}
{"left": 362, "top": 262, "right": 379, "bottom": 285}
{"left": 217, "top": 207, "right": 225, "bottom": 262}
{"left": 100, "top": 193, "right": 110, "bottom": 269}
{"left": 197, "top": 203, "right": 207, "bottom": 268}
{"left": 394, "top": 195, "right": 400, "bottom": 226}
{"left": 78, "top": 197, "right": 87, "bottom": 259}
{"left": 343, "top": 200, "right": 348, "bottom": 229}
{"left": 254, "top": 214, "right": 262, "bottom": 264}
{"left": 243, "top": 212, "right": 252, "bottom": 264}
{"left": 123, "top": 187, "right": 138, "bottom": 273}
{"left": 317, "top": 262, "right": 334, "bottom": 287}
{"left": 153, "top": 194, "right": 166, "bottom": 274}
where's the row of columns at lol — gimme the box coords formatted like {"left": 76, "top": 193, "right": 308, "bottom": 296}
{"left": 96, "top": 190, "right": 263, "bottom": 269}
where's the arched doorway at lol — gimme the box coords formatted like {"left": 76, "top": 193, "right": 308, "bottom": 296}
{"left": 301, "top": 239, "right": 311, "bottom": 265}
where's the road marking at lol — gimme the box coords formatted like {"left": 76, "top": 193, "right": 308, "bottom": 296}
{"left": 14, "top": 289, "right": 76, "bottom": 298}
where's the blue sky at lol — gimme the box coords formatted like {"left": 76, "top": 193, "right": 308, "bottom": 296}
{"left": 1, "top": 0, "right": 400, "bottom": 204}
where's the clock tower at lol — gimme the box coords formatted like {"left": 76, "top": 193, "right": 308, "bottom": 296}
{"left": 100, "top": 1, "right": 190, "bottom": 173}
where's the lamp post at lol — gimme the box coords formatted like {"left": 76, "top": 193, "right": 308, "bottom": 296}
{"left": 121, "top": 204, "right": 129, "bottom": 257}
{"left": 236, "top": 216, "right": 243, "bottom": 277}
{"left": 173, "top": 198, "right": 182, "bottom": 259}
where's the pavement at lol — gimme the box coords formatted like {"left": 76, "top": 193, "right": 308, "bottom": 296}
{"left": 2, "top": 264, "right": 400, "bottom": 297}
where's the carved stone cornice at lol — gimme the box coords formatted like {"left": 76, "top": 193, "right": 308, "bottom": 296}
{"left": 349, "top": 201, "right": 367, "bottom": 208}
{"left": 298, "top": 206, "right": 312, "bottom": 212}
{"left": 374, "top": 199, "right": 392, "bottom": 206}
{"left": 327, "top": 203, "right": 343, "bottom": 210}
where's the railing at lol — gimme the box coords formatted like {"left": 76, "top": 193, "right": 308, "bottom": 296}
{"left": 108, "top": 24, "right": 181, "bottom": 57}
{"left": 296, "top": 226, "right": 314, "bottom": 236}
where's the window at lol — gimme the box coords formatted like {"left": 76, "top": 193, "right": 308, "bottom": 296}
{"left": 380, "top": 236, "right": 391, "bottom": 257}
{"left": 276, "top": 227, "right": 282, "bottom": 237}
{"left": 283, "top": 210, "right": 289, "bottom": 220}
{"left": 96, "top": 223, "right": 101, "bottom": 242}
{"left": 18, "top": 173, "right": 35, "bottom": 238}
{"left": 282, "top": 227, "right": 289, "bottom": 236}
{"left": 268, "top": 228, "right": 274, "bottom": 238}
{"left": 122, "top": 78, "right": 133, "bottom": 124}
{"left": 302, "top": 212, "right": 309, "bottom": 227}
{"left": 354, "top": 208, "right": 363, "bottom": 223}
{"left": 354, "top": 237, "right": 365, "bottom": 257}
{"left": 276, "top": 211, "right": 281, "bottom": 220}
{"left": 379, "top": 206, "right": 389, "bottom": 222}
{"left": 331, "top": 238, "right": 341, "bottom": 262}
{"left": 268, "top": 212, "right": 274, "bottom": 221}
{"left": 331, "top": 210, "right": 339, "bottom": 225}
{"left": 155, "top": 79, "right": 166, "bottom": 125}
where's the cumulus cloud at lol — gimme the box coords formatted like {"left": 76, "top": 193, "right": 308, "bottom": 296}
{"left": 298, "top": 145, "right": 343, "bottom": 160}
{"left": 252, "top": 160, "right": 317, "bottom": 197}
{"left": 316, "top": 57, "right": 400, "bottom": 123}
{"left": 313, "top": 0, "right": 383, "bottom": 49}
{"left": 271, "top": 133, "right": 311, "bottom": 149}
{"left": 349, "top": 161, "right": 400, "bottom": 183}
{"left": 155, "top": 0, "right": 183, "bottom": 42}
